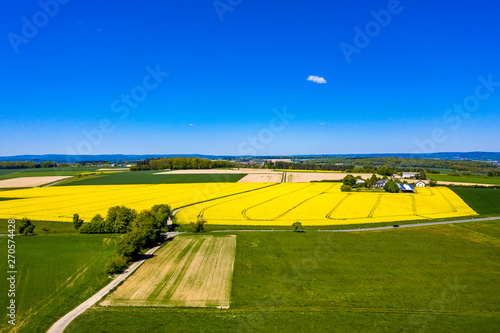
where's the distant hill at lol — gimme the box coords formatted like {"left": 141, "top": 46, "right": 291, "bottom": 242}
{"left": 0, "top": 152, "right": 499, "bottom": 163}
{"left": 0, "top": 154, "right": 233, "bottom": 163}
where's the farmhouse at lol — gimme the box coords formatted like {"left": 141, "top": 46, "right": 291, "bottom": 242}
{"left": 397, "top": 183, "right": 416, "bottom": 193}
{"left": 402, "top": 172, "right": 418, "bottom": 179}
{"left": 356, "top": 179, "right": 365, "bottom": 184}
{"left": 415, "top": 180, "right": 426, "bottom": 187}
{"left": 375, "top": 179, "right": 389, "bottom": 188}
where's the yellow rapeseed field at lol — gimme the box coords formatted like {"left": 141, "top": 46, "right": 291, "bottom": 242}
{"left": 174, "top": 184, "right": 477, "bottom": 225}
{"left": 0, "top": 183, "right": 477, "bottom": 225}
{"left": 0, "top": 183, "right": 270, "bottom": 222}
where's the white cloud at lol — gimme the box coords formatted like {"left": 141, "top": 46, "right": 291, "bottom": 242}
{"left": 306, "top": 75, "right": 327, "bottom": 84}
{"left": 319, "top": 122, "right": 326, "bottom": 125}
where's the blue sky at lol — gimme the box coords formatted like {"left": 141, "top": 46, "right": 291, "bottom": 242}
{"left": 1, "top": 0, "right": 499, "bottom": 156}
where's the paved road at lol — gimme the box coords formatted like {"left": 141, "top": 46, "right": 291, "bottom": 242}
{"left": 46, "top": 238, "right": 172, "bottom": 333}
{"left": 210, "top": 216, "right": 500, "bottom": 233}
{"left": 317, "top": 216, "right": 500, "bottom": 232}
{"left": 281, "top": 171, "right": 287, "bottom": 183}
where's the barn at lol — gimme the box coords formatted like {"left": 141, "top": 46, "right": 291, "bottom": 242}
{"left": 397, "top": 183, "right": 416, "bottom": 193}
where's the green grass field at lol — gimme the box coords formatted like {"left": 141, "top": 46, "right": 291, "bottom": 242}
{"left": 0, "top": 219, "right": 79, "bottom": 234}
{"left": 57, "top": 171, "right": 247, "bottom": 185}
{"left": 0, "top": 167, "right": 100, "bottom": 180}
{"left": 67, "top": 221, "right": 500, "bottom": 332}
{"left": 0, "top": 234, "right": 117, "bottom": 332}
{"left": 0, "top": 170, "right": 18, "bottom": 176}
{"left": 450, "top": 188, "right": 500, "bottom": 215}
{"left": 428, "top": 174, "right": 500, "bottom": 185}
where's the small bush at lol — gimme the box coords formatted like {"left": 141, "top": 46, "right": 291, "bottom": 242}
{"left": 18, "top": 218, "right": 35, "bottom": 235}
{"left": 189, "top": 218, "right": 206, "bottom": 233}
{"left": 292, "top": 222, "right": 304, "bottom": 232}
{"left": 341, "top": 184, "right": 352, "bottom": 192}
{"left": 105, "top": 255, "right": 128, "bottom": 274}
{"left": 73, "top": 213, "right": 84, "bottom": 230}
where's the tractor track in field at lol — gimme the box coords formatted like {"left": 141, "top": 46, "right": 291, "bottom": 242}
{"left": 435, "top": 187, "right": 458, "bottom": 212}
{"left": 273, "top": 183, "right": 337, "bottom": 221}
{"left": 367, "top": 194, "right": 382, "bottom": 218}
{"left": 325, "top": 193, "right": 351, "bottom": 220}
{"left": 196, "top": 185, "right": 281, "bottom": 220}
{"left": 241, "top": 184, "right": 315, "bottom": 221}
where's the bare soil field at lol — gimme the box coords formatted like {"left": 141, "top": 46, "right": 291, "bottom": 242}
{"left": 237, "top": 173, "right": 282, "bottom": 183}
{"left": 287, "top": 172, "right": 368, "bottom": 182}
{"left": 155, "top": 168, "right": 277, "bottom": 175}
{"left": 0, "top": 176, "right": 72, "bottom": 188}
{"left": 434, "top": 180, "right": 495, "bottom": 187}
{"left": 103, "top": 235, "right": 236, "bottom": 308}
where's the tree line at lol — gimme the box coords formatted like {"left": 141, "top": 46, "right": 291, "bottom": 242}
{"left": 132, "top": 157, "right": 238, "bottom": 171}
{"left": 0, "top": 161, "right": 58, "bottom": 169}
{"left": 73, "top": 204, "right": 172, "bottom": 274}
{"left": 270, "top": 157, "right": 498, "bottom": 174}
{"left": 303, "top": 156, "right": 497, "bottom": 174}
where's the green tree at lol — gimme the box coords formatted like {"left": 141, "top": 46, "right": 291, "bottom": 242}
{"left": 106, "top": 206, "right": 137, "bottom": 233}
{"left": 80, "top": 214, "right": 106, "bottom": 233}
{"left": 18, "top": 218, "right": 35, "bottom": 235}
{"left": 383, "top": 180, "right": 400, "bottom": 193}
{"left": 369, "top": 174, "right": 378, "bottom": 186}
{"left": 151, "top": 204, "right": 172, "bottom": 229}
{"left": 428, "top": 180, "right": 437, "bottom": 187}
{"left": 341, "top": 184, "right": 352, "bottom": 192}
{"left": 116, "top": 231, "right": 146, "bottom": 259}
{"left": 342, "top": 174, "right": 356, "bottom": 187}
{"left": 377, "top": 166, "right": 392, "bottom": 176}
{"left": 105, "top": 254, "right": 128, "bottom": 275}
{"left": 73, "top": 213, "right": 84, "bottom": 230}
{"left": 134, "top": 210, "right": 162, "bottom": 247}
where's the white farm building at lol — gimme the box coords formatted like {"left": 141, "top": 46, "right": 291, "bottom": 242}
{"left": 415, "top": 180, "right": 426, "bottom": 187}
{"left": 402, "top": 172, "right": 418, "bottom": 179}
